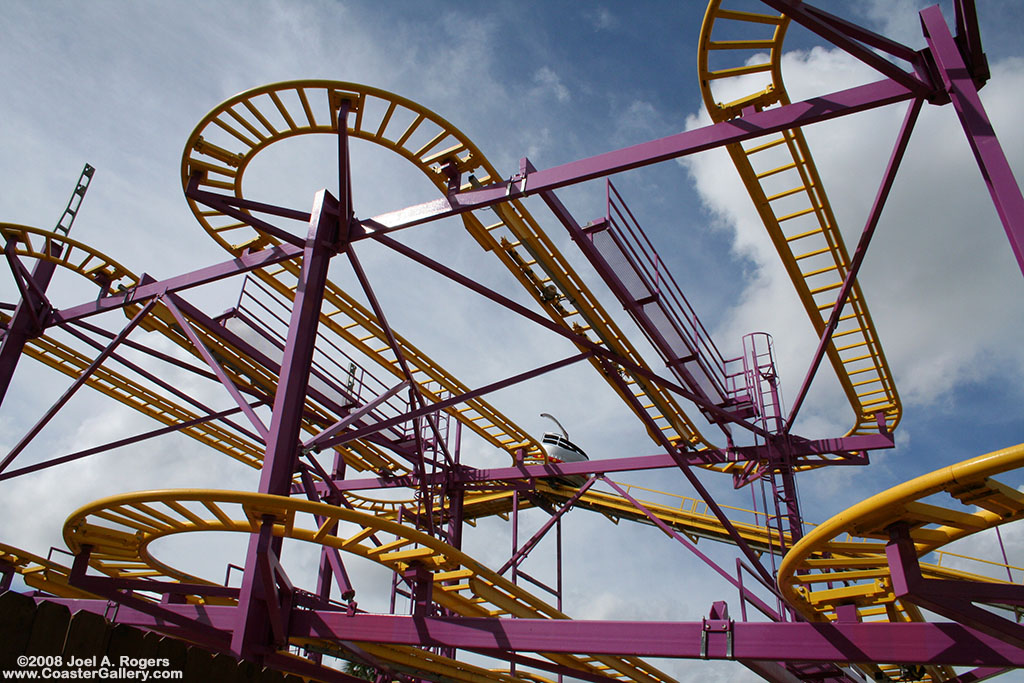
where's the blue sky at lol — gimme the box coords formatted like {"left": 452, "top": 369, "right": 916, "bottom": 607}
{"left": 2, "top": 2, "right": 1023, "bottom": 681}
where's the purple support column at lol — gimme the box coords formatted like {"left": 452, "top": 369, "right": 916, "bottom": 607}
{"left": 232, "top": 189, "right": 340, "bottom": 660}
{"left": 921, "top": 6, "right": 1024, "bottom": 277}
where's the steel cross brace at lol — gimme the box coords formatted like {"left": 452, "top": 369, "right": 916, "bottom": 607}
{"left": 784, "top": 97, "right": 923, "bottom": 433}
{"left": 0, "top": 298, "right": 158, "bottom": 474}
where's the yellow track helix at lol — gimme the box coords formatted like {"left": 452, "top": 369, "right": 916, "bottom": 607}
{"left": 63, "top": 489, "right": 679, "bottom": 683}
{"left": 180, "top": 80, "right": 718, "bottom": 457}
{"left": 778, "top": 442, "right": 1024, "bottom": 681}
{"left": 698, "top": 3, "right": 901, "bottom": 436}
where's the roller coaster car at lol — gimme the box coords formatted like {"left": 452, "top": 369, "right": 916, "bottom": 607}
{"left": 539, "top": 413, "right": 589, "bottom": 487}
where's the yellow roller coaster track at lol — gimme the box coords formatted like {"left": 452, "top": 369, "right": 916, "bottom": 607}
{"left": 62, "top": 489, "right": 680, "bottom": 683}
{"left": 0, "top": 224, "right": 419, "bottom": 476}
{"left": 698, "top": 2, "right": 901, "bottom": 436}
{"left": 180, "top": 80, "right": 725, "bottom": 458}
{"left": 778, "top": 442, "right": 1024, "bottom": 682}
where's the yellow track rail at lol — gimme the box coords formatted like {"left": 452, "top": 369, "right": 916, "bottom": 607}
{"left": 63, "top": 489, "right": 679, "bottom": 683}
{"left": 778, "top": 443, "right": 1024, "bottom": 681}
{"left": 180, "top": 80, "right": 714, "bottom": 456}
{"left": 698, "top": 3, "right": 901, "bottom": 436}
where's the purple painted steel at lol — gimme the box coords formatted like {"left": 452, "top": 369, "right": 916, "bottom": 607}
{"left": 186, "top": 175, "right": 306, "bottom": 249}
{"left": 599, "top": 356, "right": 778, "bottom": 586}
{"left": 602, "top": 477, "right": 782, "bottom": 622}
{"left": 0, "top": 298, "right": 157, "bottom": 474}
{"left": 785, "top": 97, "right": 923, "bottom": 433}
{"left": 302, "top": 379, "right": 409, "bottom": 450}
{"left": 886, "top": 523, "right": 1024, "bottom": 650}
{"left": 498, "top": 476, "right": 597, "bottom": 577}
{"left": 314, "top": 349, "right": 594, "bottom": 452}
{"left": 50, "top": 241, "right": 302, "bottom": 326}
{"left": 0, "top": 244, "right": 61, "bottom": 403}
{"left": 287, "top": 612, "right": 1024, "bottom": 666}
{"left": 163, "top": 294, "right": 271, "bottom": 442}
{"left": 300, "top": 432, "right": 892, "bottom": 497}
{"left": 233, "top": 189, "right": 340, "bottom": 659}
{"left": 0, "top": 404, "right": 250, "bottom": 481}
{"left": 365, "top": 77, "right": 917, "bottom": 234}
{"left": 298, "top": 468, "right": 355, "bottom": 601}
{"left": 922, "top": 5, "right": 1024, "bottom": 277}
{"left": 760, "top": 0, "right": 928, "bottom": 95}
{"left": 376, "top": 231, "right": 768, "bottom": 440}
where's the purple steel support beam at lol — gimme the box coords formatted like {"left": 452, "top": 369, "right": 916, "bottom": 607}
{"left": 54, "top": 313, "right": 270, "bottom": 443}
{"left": 298, "top": 467, "right": 355, "bottom": 601}
{"left": 785, "top": 97, "right": 923, "bottom": 432}
{"left": 0, "top": 298, "right": 157, "bottom": 474}
{"left": 315, "top": 349, "right": 594, "bottom": 452}
{"left": 886, "top": 523, "right": 1024, "bottom": 649}
{"left": 0, "top": 404, "right": 253, "bottom": 481}
{"left": 598, "top": 358, "right": 778, "bottom": 587}
{"left": 760, "top": 0, "right": 929, "bottom": 95}
{"left": 921, "top": 6, "right": 1024, "bottom": 277}
{"left": 233, "top": 189, "right": 340, "bottom": 660}
{"left": 304, "top": 433, "right": 892, "bottom": 497}
{"left": 602, "top": 477, "right": 781, "bottom": 621}
{"left": 375, "top": 232, "right": 768, "bottom": 441}
{"left": 186, "top": 174, "right": 305, "bottom": 249}
{"left": 953, "top": 0, "right": 989, "bottom": 86}
{"left": 497, "top": 475, "right": 597, "bottom": 577}
{"left": 365, "top": 78, "right": 917, "bottom": 233}
{"left": 343, "top": 246, "right": 432, "bottom": 480}
{"left": 0, "top": 236, "right": 63, "bottom": 404}
{"left": 32, "top": 598, "right": 1024, "bottom": 668}
{"left": 50, "top": 241, "right": 302, "bottom": 326}
{"left": 289, "top": 612, "right": 1024, "bottom": 665}
{"left": 302, "top": 379, "right": 409, "bottom": 450}
{"left": 163, "top": 294, "right": 271, "bottom": 442}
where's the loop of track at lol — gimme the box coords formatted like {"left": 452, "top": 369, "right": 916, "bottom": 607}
{"left": 63, "top": 489, "right": 678, "bottom": 683}
{"left": 698, "top": 3, "right": 901, "bottom": 438}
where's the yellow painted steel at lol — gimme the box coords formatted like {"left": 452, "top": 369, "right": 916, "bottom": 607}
{"left": 698, "top": 3, "right": 901, "bottom": 438}
{"left": 63, "top": 489, "right": 678, "bottom": 683}
{"left": 777, "top": 441, "right": 1024, "bottom": 681}
{"left": 0, "top": 226, "right": 406, "bottom": 476}
{"left": 179, "top": 80, "right": 719, "bottom": 460}
{"left": 0, "top": 542, "right": 93, "bottom": 599}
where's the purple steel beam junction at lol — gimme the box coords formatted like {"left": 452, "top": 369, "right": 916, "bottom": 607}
{"left": 759, "top": 0, "right": 929, "bottom": 94}
{"left": 886, "top": 523, "right": 1024, "bottom": 650}
{"left": 921, "top": 5, "right": 1024, "bottom": 277}
{"left": 49, "top": 242, "right": 303, "bottom": 326}
{"left": 299, "top": 432, "right": 893, "bottom": 497}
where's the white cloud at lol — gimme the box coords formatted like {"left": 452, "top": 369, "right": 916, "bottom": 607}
{"left": 532, "top": 65, "right": 571, "bottom": 103}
